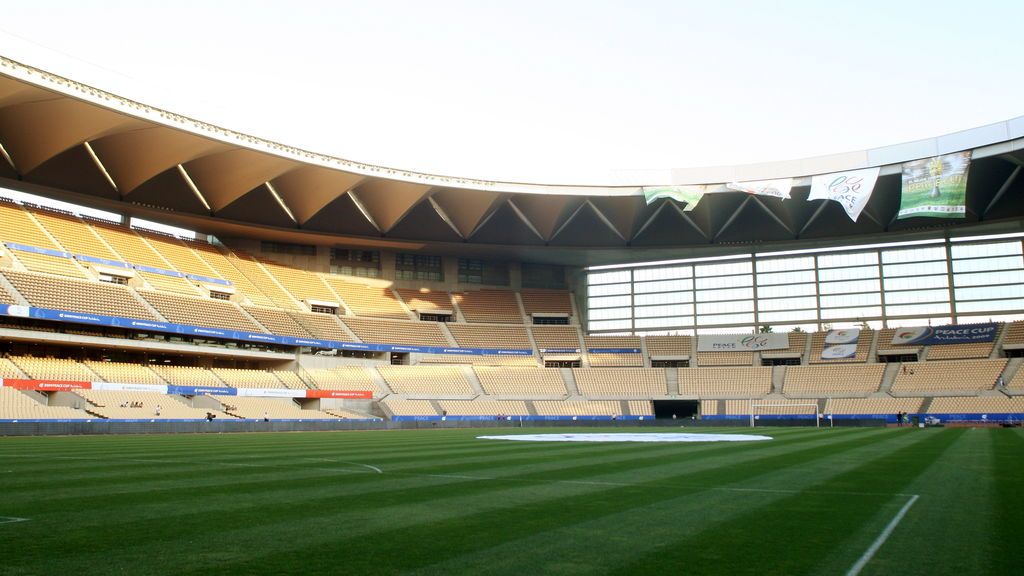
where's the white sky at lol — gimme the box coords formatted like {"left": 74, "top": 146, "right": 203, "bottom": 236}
{"left": 2, "top": 0, "right": 1022, "bottom": 184}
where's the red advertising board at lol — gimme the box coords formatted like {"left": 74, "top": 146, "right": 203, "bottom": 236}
{"left": 2, "top": 379, "right": 92, "bottom": 391}
{"left": 305, "top": 390, "right": 373, "bottom": 399}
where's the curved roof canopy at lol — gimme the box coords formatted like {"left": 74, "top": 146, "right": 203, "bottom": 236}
{"left": 1, "top": 54, "right": 1023, "bottom": 266}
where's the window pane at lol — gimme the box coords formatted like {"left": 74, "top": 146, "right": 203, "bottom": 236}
{"left": 587, "top": 283, "right": 631, "bottom": 297}
{"left": 881, "top": 246, "right": 946, "bottom": 264}
{"left": 884, "top": 289, "right": 950, "bottom": 305}
{"left": 817, "top": 266, "right": 878, "bottom": 282}
{"left": 954, "top": 285, "right": 1024, "bottom": 301}
{"left": 695, "top": 287, "right": 754, "bottom": 302}
{"left": 756, "top": 256, "right": 814, "bottom": 273}
{"left": 757, "top": 296, "right": 818, "bottom": 312}
{"left": 951, "top": 255, "right": 1023, "bottom": 274}
{"left": 883, "top": 261, "right": 948, "bottom": 278}
{"left": 817, "top": 251, "right": 878, "bottom": 268}
{"left": 759, "top": 310, "right": 818, "bottom": 323}
{"left": 954, "top": 270, "right": 1024, "bottom": 287}
{"left": 884, "top": 275, "right": 948, "bottom": 291}
{"left": 819, "top": 306, "right": 882, "bottom": 319}
{"left": 633, "top": 266, "right": 691, "bottom": 281}
{"left": 695, "top": 261, "right": 752, "bottom": 277}
{"left": 951, "top": 241, "right": 1022, "bottom": 259}
{"left": 697, "top": 300, "right": 754, "bottom": 315}
{"left": 589, "top": 307, "right": 632, "bottom": 320}
{"left": 634, "top": 303, "right": 694, "bottom": 318}
{"left": 589, "top": 295, "right": 630, "bottom": 308}
{"left": 821, "top": 293, "right": 880, "bottom": 308}
{"left": 758, "top": 283, "right": 817, "bottom": 298}
{"left": 756, "top": 270, "right": 816, "bottom": 285}
{"left": 695, "top": 275, "right": 753, "bottom": 290}
{"left": 633, "top": 278, "right": 693, "bottom": 293}
{"left": 589, "top": 271, "right": 630, "bottom": 285}
{"left": 886, "top": 303, "right": 952, "bottom": 316}
{"left": 819, "top": 279, "right": 880, "bottom": 295}
{"left": 588, "top": 319, "right": 632, "bottom": 331}
{"left": 634, "top": 292, "right": 692, "bottom": 306}
{"left": 956, "top": 299, "right": 1024, "bottom": 313}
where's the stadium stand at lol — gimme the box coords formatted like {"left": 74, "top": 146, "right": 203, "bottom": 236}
{"left": 695, "top": 350, "right": 754, "bottom": 367}
{"left": 677, "top": 367, "right": 772, "bottom": 398}
{"left": 31, "top": 210, "right": 121, "bottom": 261}
{"left": 722, "top": 399, "right": 818, "bottom": 416}
{"left": 223, "top": 251, "right": 301, "bottom": 310}
{"left": 532, "top": 400, "right": 622, "bottom": 416}
{"left": 272, "top": 371, "right": 308, "bottom": 390}
{"left": 447, "top": 323, "right": 532, "bottom": 349}
{"left": 322, "top": 407, "right": 377, "bottom": 419}
{"left": 452, "top": 289, "right": 522, "bottom": 323}
{"left": 519, "top": 289, "right": 573, "bottom": 317}
{"left": 825, "top": 397, "right": 925, "bottom": 415}
{"left": 474, "top": 367, "right": 568, "bottom": 397}
{"left": 191, "top": 242, "right": 277, "bottom": 307}
{"left": 573, "top": 368, "right": 667, "bottom": 396}
{"left": 809, "top": 329, "right": 873, "bottom": 363}
{"left": 304, "top": 366, "right": 379, "bottom": 392}
{"left": 7, "top": 248, "right": 87, "bottom": 278}
{"left": 74, "top": 389, "right": 220, "bottom": 419}
{"left": 322, "top": 277, "right": 408, "bottom": 319}
{"left": 1, "top": 268, "right": 156, "bottom": 317}
{"left": 417, "top": 354, "right": 538, "bottom": 366}
{"left": 291, "top": 311, "right": 352, "bottom": 341}
{"left": 436, "top": 400, "right": 530, "bottom": 416}
{"left": 783, "top": 364, "right": 885, "bottom": 397}
{"left": 1002, "top": 321, "right": 1024, "bottom": 346}
{"left": 376, "top": 365, "right": 475, "bottom": 395}
{"left": 257, "top": 258, "right": 337, "bottom": 306}
{"left": 135, "top": 231, "right": 223, "bottom": 280}
{"left": 925, "top": 341, "right": 996, "bottom": 360}
{"left": 381, "top": 398, "right": 437, "bottom": 416}
{"left": 926, "top": 396, "right": 1024, "bottom": 414}
{"left": 0, "top": 387, "right": 87, "bottom": 419}
{"left": 341, "top": 316, "right": 449, "bottom": 347}
{"left": 395, "top": 288, "right": 453, "bottom": 314}
{"left": 210, "top": 368, "right": 289, "bottom": 389}
{"left": 219, "top": 396, "right": 334, "bottom": 419}
{"left": 584, "top": 335, "right": 643, "bottom": 367}
{"left": 150, "top": 365, "right": 226, "bottom": 387}
{"left": 10, "top": 356, "right": 97, "bottom": 381}
{"left": 876, "top": 328, "right": 924, "bottom": 359}
{"left": 645, "top": 335, "right": 692, "bottom": 359}
{"left": 532, "top": 325, "right": 583, "bottom": 352}
{"left": 83, "top": 360, "right": 166, "bottom": 385}
{"left": 138, "top": 290, "right": 265, "bottom": 332}
{"left": 889, "top": 359, "right": 1006, "bottom": 395}
{"left": 243, "top": 305, "right": 312, "bottom": 337}
{"left": 760, "top": 332, "right": 808, "bottom": 360}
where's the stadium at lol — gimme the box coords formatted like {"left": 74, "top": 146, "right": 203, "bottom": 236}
{"left": 1, "top": 28, "right": 1022, "bottom": 576}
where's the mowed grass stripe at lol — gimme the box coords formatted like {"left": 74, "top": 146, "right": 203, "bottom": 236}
{"left": 405, "top": 427, "right": 943, "bottom": 575}
{"left": 161, "top": 429, "right": 906, "bottom": 574}
{"left": 611, "top": 428, "right": 964, "bottom": 575}
{"left": 2, "top": 428, "right": 874, "bottom": 575}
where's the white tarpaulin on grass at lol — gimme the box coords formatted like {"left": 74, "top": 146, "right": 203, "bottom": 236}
{"left": 477, "top": 433, "right": 772, "bottom": 443}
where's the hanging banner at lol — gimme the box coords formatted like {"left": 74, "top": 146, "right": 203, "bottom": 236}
{"left": 696, "top": 333, "right": 789, "bottom": 352}
{"left": 642, "top": 185, "right": 705, "bottom": 211}
{"left": 898, "top": 151, "right": 971, "bottom": 219}
{"left": 725, "top": 178, "right": 792, "bottom": 200}
{"left": 820, "top": 344, "right": 857, "bottom": 359}
{"left": 889, "top": 323, "right": 997, "bottom": 346}
{"left": 824, "top": 328, "right": 860, "bottom": 345}
{"left": 809, "top": 168, "right": 880, "bottom": 222}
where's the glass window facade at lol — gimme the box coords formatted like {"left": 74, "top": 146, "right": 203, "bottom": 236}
{"left": 585, "top": 236, "right": 1024, "bottom": 334}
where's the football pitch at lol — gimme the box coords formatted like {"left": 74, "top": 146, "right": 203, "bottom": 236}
{"left": 0, "top": 426, "right": 1021, "bottom": 575}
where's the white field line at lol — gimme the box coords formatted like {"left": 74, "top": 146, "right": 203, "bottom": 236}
{"left": 0, "top": 516, "right": 29, "bottom": 525}
{"left": 3, "top": 453, "right": 914, "bottom": 498}
{"left": 846, "top": 494, "right": 920, "bottom": 576}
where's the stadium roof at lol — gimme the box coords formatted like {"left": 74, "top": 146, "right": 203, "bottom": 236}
{"left": 1, "top": 54, "right": 1023, "bottom": 266}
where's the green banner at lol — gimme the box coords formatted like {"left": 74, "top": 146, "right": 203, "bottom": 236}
{"left": 898, "top": 151, "right": 971, "bottom": 219}
{"left": 642, "top": 185, "right": 705, "bottom": 210}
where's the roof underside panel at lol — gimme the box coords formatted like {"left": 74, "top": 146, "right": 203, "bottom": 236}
{"left": 349, "top": 179, "right": 432, "bottom": 233}
{"left": 429, "top": 188, "right": 503, "bottom": 238}
{"left": 269, "top": 166, "right": 364, "bottom": 225}
{"left": 589, "top": 195, "right": 657, "bottom": 241}
{"left": 509, "top": 194, "right": 585, "bottom": 241}
{"left": 386, "top": 198, "right": 463, "bottom": 243}
{"left": 218, "top": 184, "right": 297, "bottom": 229}
{"left": 126, "top": 168, "right": 211, "bottom": 215}
{"left": 631, "top": 202, "right": 710, "bottom": 246}
{"left": 301, "top": 192, "right": 380, "bottom": 237}
{"left": 469, "top": 200, "right": 544, "bottom": 245}
{"left": 23, "top": 144, "right": 118, "bottom": 200}
{"left": 183, "top": 149, "right": 295, "bottom": 212}
{"left": 549, "top": 202, "right": 625, "bottom": 247}
{"left": 90, "top": 127, "right": 231, "bottom": 194}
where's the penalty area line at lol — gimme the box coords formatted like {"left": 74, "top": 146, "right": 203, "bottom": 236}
{"left": 846, "top": 494, "right": 919, "bottom": 576}
{"left": 0, "top": 516, "right": 30, "bottom": 525}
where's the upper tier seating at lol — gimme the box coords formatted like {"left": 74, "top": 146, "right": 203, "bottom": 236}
{"left": 519, "top": 289, "right": 573, "bottom": 317}
{"left": 0, "top": 284, "right": 16, "bottom": 305}
{"left": 447, "top": 324, "right": 532, "bottom": 349}
{"left": 627, "top": 400, "right": 653, "bottom": 415}
{"left": 0, "top": 387, "right": 88, "bottom": 419}
{"left": 10, "top": 249, "right": 87, "bottom": 278}
{"left": 721, "top": 399, "right": 818, "bottom": 416}
{"left": 783, "top": 364, "right": 885, "bottom": 397}
{"left": 452, "top": 289, "right": 522, "bottom": 323}
{"left": 0, "top": 358, "right": 26, "bottom": 378}
{"left": 136, "top": 231, "right": 223, "bottom": 280}
{"left": 436, "top": 400, "right": 530, "bottom": 416}
{"left": 1002, "top": 321, "right": 1024, "bottom": 346}
{"left": 258, "top": 258, "right": 337, "bottom": 305}
{"left": 762, "top": 332, "right": 807, "bottom": 359}
{"left": 224, "top": 251, "right": 301, "bottom": 310}
{"left": 584, "top": 335, "right": 643, "bottom": 367}
{"left": 243, "top": 306, "right": 312, "bottom": 337}
{"left": 150, "top": 365, "right": 226, "bottom": 387}
{"left": 0, "top": 201, "right": 62, "bottom": 249}
{"left": 75, "top": 389, "right": 223, "bottom": 419}
{"left": 10, "top": 356, "right": 97, "bottom": 381}
{"left": 91, "top": 222, "right": 170, "bottom": 269}
{"left": 290, "top": 311, "right": 351, "bottom": 341}
{"left": 376, "top": 365, "right": 475, "bottom": 395}
{"left": 890, "top": 359, "right": 1006, "bottom": 395}
{"left": 190, "top": 242, "right": 277, "bottom": 306}
{"left": 341, "top": 316, "right": 450, "bottom": 347}
{"left": 395, "top": 288, "right": 452, "bottom": 314}
{"left": 417, "top": 354, "right": 538, "bottom": 367}
{"left": 696, "top": 351, "right": 754, "bottom": 367}
{"left": 32, "top": 210, "right": 120, "bottom": 261}
{"left": 323, "top": 278, "right": 408, "bottom": 319}
{"left": 474, "top": 367, "right": 568, "bottom": 396}
{"left": 210, "top": 368, "right": 288, "bottom": 389}
{"left": 304, "top": 366, "right": 378, "bottom": 392}
{"left": 138, "top": 290, "right": 265, "bottom": 333}
{"left": 83, "top": 360, "right": 166, "bottom": 385}
{"left": 925, "top": 342, "right": 996, "bottom": 360}
{"left": 645, "top": 335, "right": 692, "bottom": 358}
{"left": 2, "top": 269, "right": 156, "bottom": 320}
{"left": 531, "top": 326, "right": 582, "bottom": 352}
{"left": 573, "top": 368, "right": 667, "bottom": 396}
{"left": 809, "top": 330, "right": 872, "bottom": 363}
{"left": 677, "top": 367, "right": 772, "bottom": 398}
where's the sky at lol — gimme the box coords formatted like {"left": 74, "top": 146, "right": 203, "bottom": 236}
{"left": 1, "top": 0, "right": 1022, "bottom": 185}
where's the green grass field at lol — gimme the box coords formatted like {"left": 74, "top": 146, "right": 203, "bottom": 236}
{"left": 1, "top": 426, "right": 1021, "bottom": 575}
